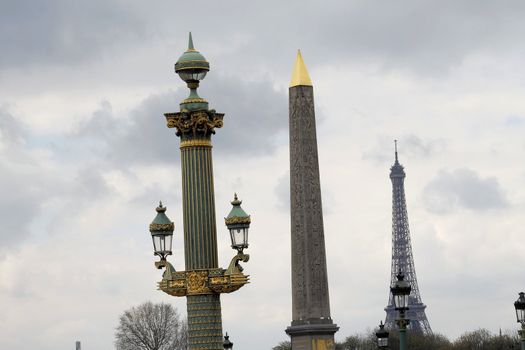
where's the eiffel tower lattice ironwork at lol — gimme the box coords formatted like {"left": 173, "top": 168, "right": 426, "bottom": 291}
{"left": 384, "top": 141, "right": 432, "bottom": 334}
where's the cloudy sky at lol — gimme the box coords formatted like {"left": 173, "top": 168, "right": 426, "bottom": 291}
{"left": 1, "top": 1, "right": 525, "bottom": 349}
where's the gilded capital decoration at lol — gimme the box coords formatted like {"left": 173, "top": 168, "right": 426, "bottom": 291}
{"left": 180, "top": 139, "right": 213, "bottom": 149}
{"left": 165, "top": 110, "right": 224, "bottom": 137}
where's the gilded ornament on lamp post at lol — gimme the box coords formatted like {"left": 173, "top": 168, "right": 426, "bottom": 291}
{"left": 148, "top": 33, "right": 251, "bottom": 350}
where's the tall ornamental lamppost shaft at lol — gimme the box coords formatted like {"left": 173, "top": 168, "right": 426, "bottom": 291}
{"left": 514, "top": 292, "right": 525, "bottom": 350}
{"left": 391, "top": 271, "right": 411, "bottom": 350}
{"left": 148, "top": 33, "right": 252, "bottom": 350}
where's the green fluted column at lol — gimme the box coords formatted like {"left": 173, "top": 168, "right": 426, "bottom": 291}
{"left": 187, "top": 295, "right": 222, "bottom": 349}
{"left": 399, "top": 328, "right": 407, "bottom": 350}
{"left": 520, "top": 326, "right": 525, "bottom": 350}
{"left": 180, "top": 137, "right": 223, "bottom": 350}
{"left": 181, "top": 139, "right": 218, "bottom": 269}
{"left": 396, "top": 314, "right": 408, "bottom": 350}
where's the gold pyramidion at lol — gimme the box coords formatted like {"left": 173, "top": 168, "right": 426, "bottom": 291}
{"left": 290, "top": 50, "right": 313, "bottom": 87}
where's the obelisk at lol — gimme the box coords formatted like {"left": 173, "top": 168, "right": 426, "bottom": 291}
{"left": 285, "top": 50, "right": 338, "bottom": 350}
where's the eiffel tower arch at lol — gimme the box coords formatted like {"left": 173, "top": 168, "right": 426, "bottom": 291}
{"left": 384, "top": 141, "right": 432, "bottom": 334}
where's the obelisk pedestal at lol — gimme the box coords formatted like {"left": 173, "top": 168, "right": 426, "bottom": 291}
{"left": 285, "top": 51, "right": 338, "bottom": 350}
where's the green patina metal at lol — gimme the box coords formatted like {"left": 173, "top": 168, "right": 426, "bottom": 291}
{"left": 181, "top": 144, "right": 218, "bottom": 269}
{"left": 179, "top": 123, "right": 223, "bottom": 350}
{"left": 175, "top": 33, "right": 210, "bottom": 112}
{"left": 187, "top": 295, "right": 223, "bottom": 349}
{"left": 396, "top": 316, "right": 410, "bottom": 350}
{"left": 225, "top": 194, "right": 250, "bottom": 224}
{"left": 180, "top": 91, "right": 209, "bottom": 111}
{"left": 399, "top": 329, "right": 407, "bottom": 350}
{"left": 149, "top": 202, "right": 175, "bottom": 231}
{"left": 175, "top": 32, "right": 210, "bottom": 72}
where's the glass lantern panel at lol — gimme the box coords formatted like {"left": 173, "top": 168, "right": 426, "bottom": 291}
{"left": 243, "top": 227, "right": 249, "bottom": 246}
{"left": 179, "top": 71, "right": 207, "bottom": 81}
{"left": 153, "top": 236, "right": 162, "bottom": 253}
{"left": 232, "top": 228, "right": 245, "bottom": 247}
{"left": 517, "top": 309, "right": 525, "bottom": 323}
{"left": 378, "top": 338, "right": 388, "bottom": 347}
{"left": 159, "top": 236, "right": 166, "bottom": 252}
{"left": 178, "top": 72, "right": 192, "bottom": 81}
{"left": 394, "top": 294, "right": 399, "bottom": 308}
{"left": 394, "top": 294, "right": 408, "bottom": 309}
{"left": 164, "top": 235, "right": 173, "bottom": 252}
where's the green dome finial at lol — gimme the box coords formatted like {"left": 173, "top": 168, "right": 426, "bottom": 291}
{"left": 175, "top": 33, "right": 209, "bottom": 74}
{"left": 174, "top": 32, "right": 210, "bottom": 111}
{"left": 188, "top": 32, "right": 195, "bottom": 51}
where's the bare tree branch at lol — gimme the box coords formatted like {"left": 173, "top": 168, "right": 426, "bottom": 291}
{"left": 115, "top": 302, "right": 188, "bottom": 350}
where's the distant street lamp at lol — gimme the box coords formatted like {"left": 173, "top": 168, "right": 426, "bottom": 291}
{"left": 375, "top": 321, "right": 389, "bottom": 349}
{"left": 223, "top": 333, "right": 233, "bottom": 349}
{"left": 391, "top": 271, "right": 411, "bottom": 350}
{"left": 148, "top": 33, "right": 253, "bottom": 350}
{"left": 514, "top": 292, "right": 525, "bottom": 350}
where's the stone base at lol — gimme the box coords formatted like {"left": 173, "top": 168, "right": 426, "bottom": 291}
{"left": 286, "top": 322, "right": 339, "bottom": 350}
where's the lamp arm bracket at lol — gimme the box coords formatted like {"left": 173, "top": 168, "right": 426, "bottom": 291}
{"left": 225, "top": 253, "right": 250, "bottom": 275}
{"left": 155, "top": 259, "right": 177, "bottom": 279}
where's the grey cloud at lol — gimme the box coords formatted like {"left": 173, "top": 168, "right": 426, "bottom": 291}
{"left": 70, "top": 166, "right": 112, "bottom": 201}
{"left": 4, "top": 1, "right": 525, "bottom": 76}
{"left": 269, "top": 0, "right": 525, "bottom": 75}
{"left": 129, "top": 182, "right": 180, "bottom": 210}
{"left": 74, "top": 95, "right": 180, "bottom": 166}
{"left": 0, "top": 110, "right": 55, "bottom": 248}
{"left": 204, "top": 76, "right": 287, "bottom": 156}
{"left": 423, "top": 168, "right": 508, "bottom": 214}
{"left": 274, "top": 172, "right": 290, "bottom": 212}
{"left": 404, "top": 135, "right": 447, "bottom": 158}
{"left": 0, "top": 108, "right": 113, "bottom": 251}
{"left": 0, "top": 162, "right": 47, "bottom": 247}
{"left": 0, "top": 107, "right": 26, "bottom": 143}
{"left": 0, "top": 0, "right": 148, "bottom": 70}
{"left": 363, "top": 134, "right": 446, "bottom": 164}
{"left": 74, "top": 75, "right": 287, "bottom": 166}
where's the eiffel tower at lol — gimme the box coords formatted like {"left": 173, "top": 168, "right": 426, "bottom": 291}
{"left": 384, "top": 141, "right": 432, "bottom": 334}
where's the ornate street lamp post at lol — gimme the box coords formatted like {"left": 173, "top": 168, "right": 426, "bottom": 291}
{"left": 148, "top": 33, "right": 252, "bottom": 350}
{"left": 514, "top": 292, "right": 525, "bottom": 350}
{"left": 223, "top": 333, "right": 233, "bottom": 349}
{"left": 391, "top": 271, "right": 411, "bottom": 350}
{"left": 375, "top": 321, "right": 389, "bottom": 349}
